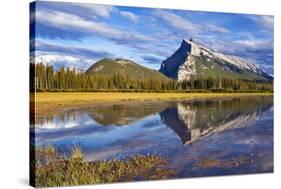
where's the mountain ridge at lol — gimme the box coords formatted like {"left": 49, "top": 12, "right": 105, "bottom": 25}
{"left": 86, "top": 58, "right": 170, "bottom": 81}
{"left": 85, "top": 39, "right": 272, "bottom": 83}
{"left": 159, "top": 39, "right": 272, "bottom": 82}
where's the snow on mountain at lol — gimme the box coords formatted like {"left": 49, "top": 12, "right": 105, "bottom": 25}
{"left": 159, "top": 39, "right": 271, "bottom": 81}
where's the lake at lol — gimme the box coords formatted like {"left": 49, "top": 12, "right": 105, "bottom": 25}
{"left": 31, "top": 95, "right": 273, "bottom": 178}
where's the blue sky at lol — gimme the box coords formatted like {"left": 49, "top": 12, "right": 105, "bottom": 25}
{"left": 30, "top": 1, "right": 274, "bottom": 74}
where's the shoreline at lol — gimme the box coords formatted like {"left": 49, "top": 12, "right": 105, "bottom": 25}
{"left": 30, "top": 92, "right": 273, "bottom": 117}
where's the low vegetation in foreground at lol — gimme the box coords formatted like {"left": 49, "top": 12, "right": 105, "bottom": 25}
{"left": 32, "top": 145, "right": 174, "bottom": 187}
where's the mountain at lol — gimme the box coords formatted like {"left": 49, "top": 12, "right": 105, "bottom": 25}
{"left": 160, "top": 97, "right": 273, "bottom": 145}
{"left": 87, "top": 101, "right": 169, "bottom": 126}
{"left": 86, "top": 58, "right": 170, "bottom": 81}
{"left": 159, "top": 39, "right": 272, "bottom": 82}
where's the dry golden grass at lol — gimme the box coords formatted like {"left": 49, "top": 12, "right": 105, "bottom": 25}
{"left": 71, "top": 145, "right": 83, "bottom": 160}
{"left": 31, "top": 92, "right": 272, "bottom": 115}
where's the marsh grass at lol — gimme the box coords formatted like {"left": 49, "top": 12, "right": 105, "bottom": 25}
{"left": 34, "top": 145, "right": 57, "bottom": 165}
{"left": 31, "top": 92, "right": 273, "bottom": 116}
{"left": 33, "top": 145, "right": 174, "bottom": 187}
{"left": 71, "top": 145, "right": 83, "bottom": 160}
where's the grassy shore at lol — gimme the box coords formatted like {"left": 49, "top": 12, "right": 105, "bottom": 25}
{"left": 32, "top": 145, "right": 174, "bottom": 187}
{"left": 31, "top": 92, "right": 273, "bottom": 116}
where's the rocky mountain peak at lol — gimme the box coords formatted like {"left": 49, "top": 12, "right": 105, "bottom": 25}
{"left": 159, "top": 39, "right": 272, "bottom": 81}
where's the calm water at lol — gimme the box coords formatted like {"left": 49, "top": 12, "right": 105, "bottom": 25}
{"left": 31, "top": 96, "right": 273, "bottom": 177}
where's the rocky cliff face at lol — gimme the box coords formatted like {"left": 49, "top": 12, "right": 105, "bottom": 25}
{"left": 159, "top": 39, "right": 272, "bottom": 81}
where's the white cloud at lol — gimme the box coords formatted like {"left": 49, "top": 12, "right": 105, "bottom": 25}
{"left": 204, "top": 24, "right": 230, "bottom": 34}
{"left": 36, "top": 54, "right": 78, "bottom": 64}
{"left": 247, "top": 15, "right": 274, "bottom": 31}
{"left": 233, "top": 39, "right": 272, "bottom": 49}
{"left": 36, "top": 10, "right": 152, "bottom": 43}
{"left": 36, "top": 10, "right": 120, "bottom": 36}
{"left": 154, "top": 10, "right": 198, "bottom": 34}
{"left": 259, "top": 16, "right": 274, "bottom": 30}
{"left": 77, "top": 4, "right": 115, "bottom": 18}
{"left": 119, "top": 11, "right": 139, "bottom": 22}
{"left": 78, "top": 5, "right": 140, "bottom": 22}
{"left": 35, "top": 54, "right": 96, "bottom": 70}
{"left": 154, "top": 10, "right": 230, "bottom": 35}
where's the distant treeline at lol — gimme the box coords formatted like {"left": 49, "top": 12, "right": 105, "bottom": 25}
{"left": 30, "top": 63, "right": 273, "bottom": 92}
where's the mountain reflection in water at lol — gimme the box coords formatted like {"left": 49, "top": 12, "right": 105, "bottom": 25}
{"left": 34, "top": 96, "right": 273, "bottom": 147}
{"left": 161, "top": 97, "right": 273, "bottom": 145}
{"left": 32, "top": 96, "right": 273, "bottom": 176}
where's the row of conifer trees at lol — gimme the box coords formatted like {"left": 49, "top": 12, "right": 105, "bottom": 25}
{"left": 30, "top": 63, "right": 273, "bottom": 92}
